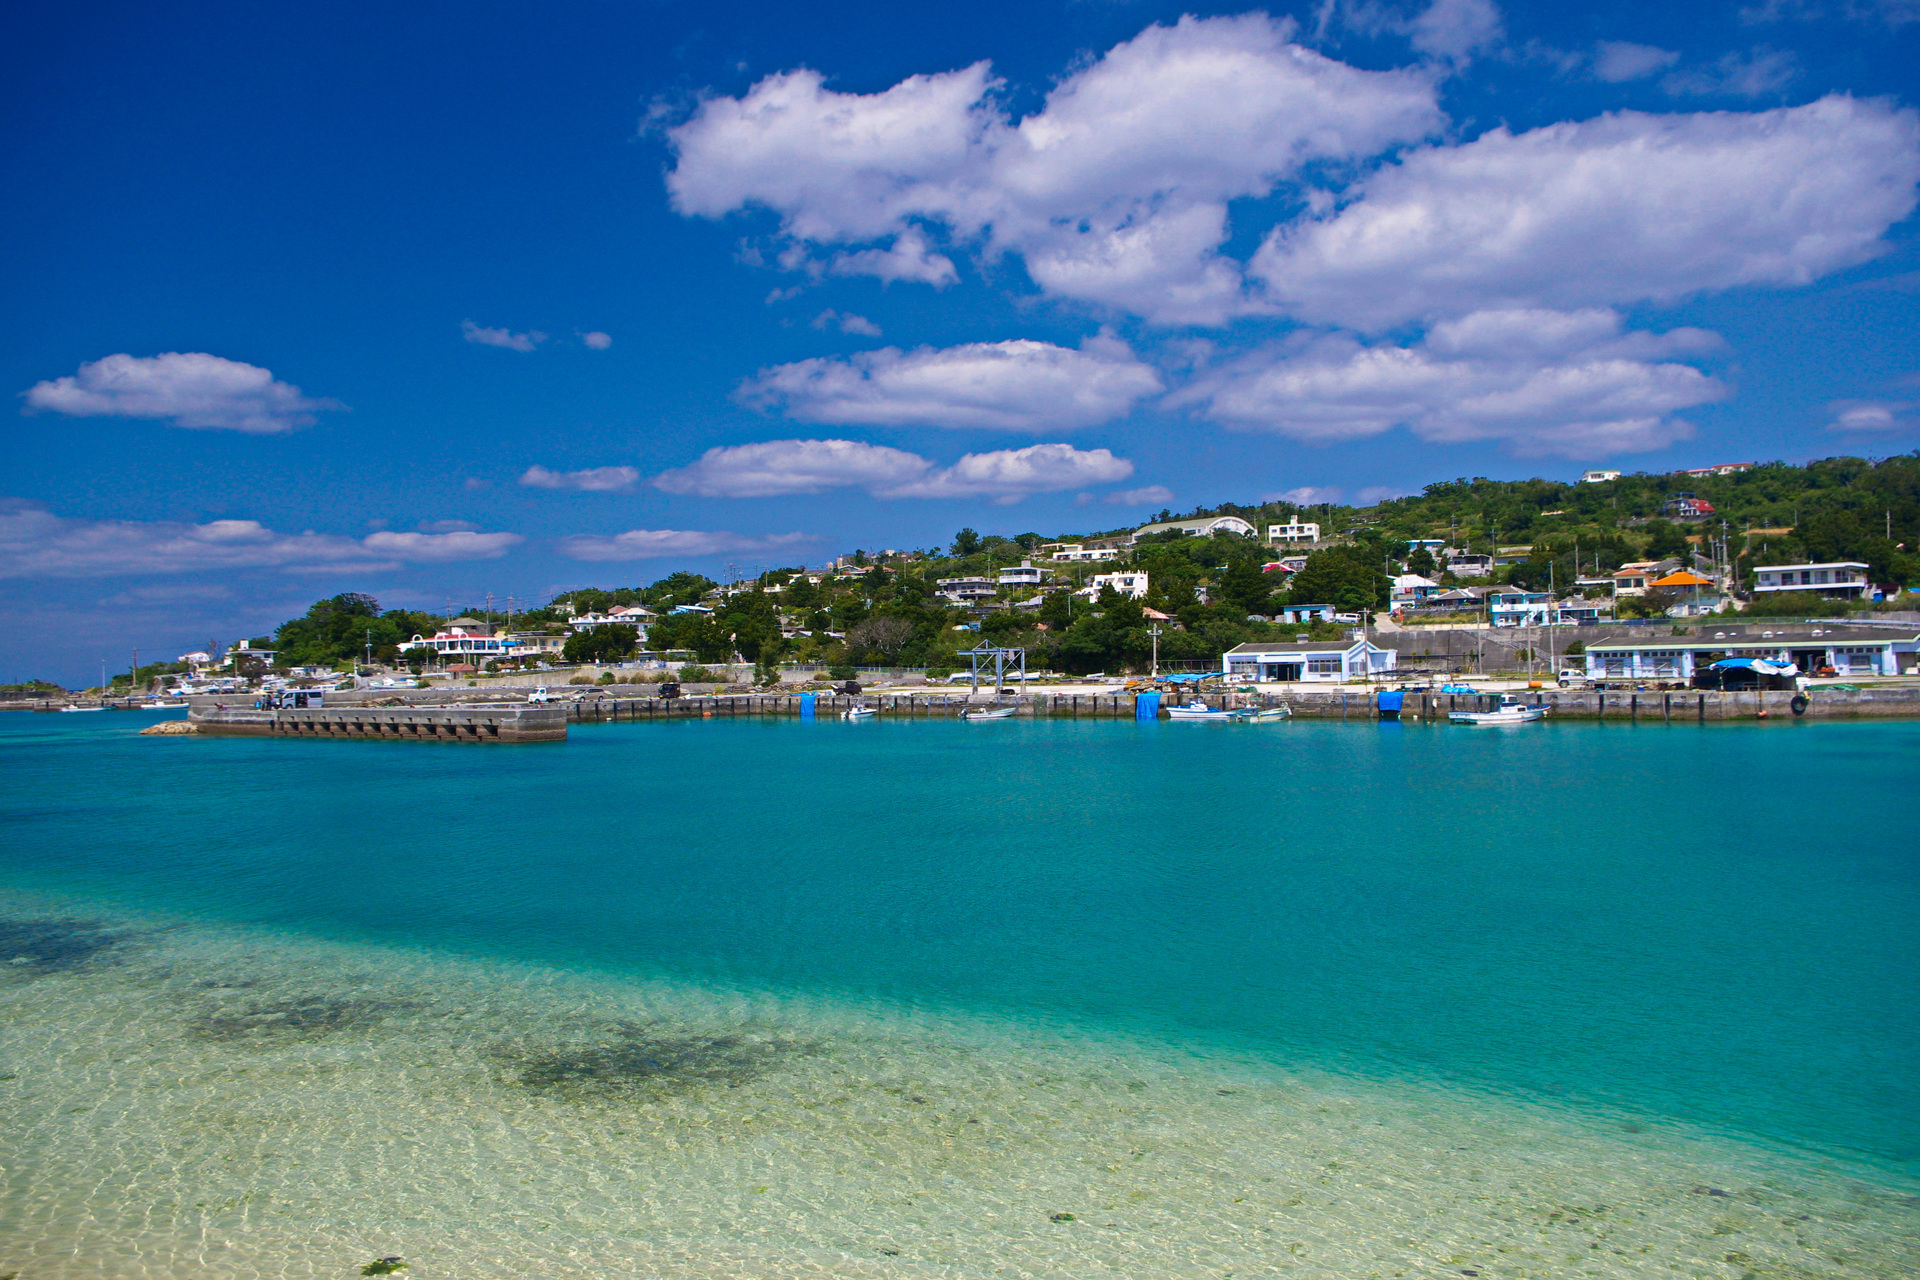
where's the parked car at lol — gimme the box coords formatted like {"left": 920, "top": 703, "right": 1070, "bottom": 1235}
{"left": 1557, "top": 668, "right": 1593, "bottom": 688}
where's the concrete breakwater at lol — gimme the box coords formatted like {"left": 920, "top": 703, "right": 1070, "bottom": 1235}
{"left": 190, "top": 702, "right": 569, "bottom": 742}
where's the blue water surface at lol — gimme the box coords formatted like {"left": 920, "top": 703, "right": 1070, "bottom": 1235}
{"left": 2, "top": 712, "right": 1916, "bottom": 1170}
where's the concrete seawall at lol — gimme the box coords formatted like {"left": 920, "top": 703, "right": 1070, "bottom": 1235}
{"left": 178, "top": 684, "right": 1920, "bottom": 741}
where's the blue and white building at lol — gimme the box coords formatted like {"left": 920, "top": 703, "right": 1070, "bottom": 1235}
{"left": 1580, "top": 624, "right": 1918, "bottom": 681}
{"left": 1224, "top": 637, "right": 1397, "bottom": 683}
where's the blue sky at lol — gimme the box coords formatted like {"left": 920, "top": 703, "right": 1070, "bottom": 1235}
{"left": 3, "top": 0, "right": 1918, "bottom": 683}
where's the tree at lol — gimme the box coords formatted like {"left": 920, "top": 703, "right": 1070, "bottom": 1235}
{"left": 1405, "top": 546, "right": 1437, "bottom": 577}
{"left": 562, "top": 626, "right": 638, "bottom": 665}
{"left": 1642, "top": 520, "right": 1691, "bottom": 560}
{"left": 952, "top": 527, "right": 982, "bottom": 557}
{"left": 1287, "top": 546, "right": 1388, "bottom": 611}
{"left": 846, "top": 615, "right": 916, "bottom": 663}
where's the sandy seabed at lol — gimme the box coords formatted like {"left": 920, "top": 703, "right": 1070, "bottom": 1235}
{"left": 1, "top": 901, "right": 1915, "bottom": 1280}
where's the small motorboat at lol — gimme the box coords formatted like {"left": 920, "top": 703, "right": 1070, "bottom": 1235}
{"left": 1239, "top": 705, "right": 1291, "bottom": 722}
{"left": 1166, "top": 702, "right": 1236, "bottom": 721}
{"left": 842, "top": 704, "right": 876, "bottom": 721}
{"left": 1449, "top": 694, "right": 1547, "bottom": 725}
{"left": 961, "top": 705, "right": 1017, "bottom": 721}
{"left": 59, "top": 704, "right": 105, "bottom": 712}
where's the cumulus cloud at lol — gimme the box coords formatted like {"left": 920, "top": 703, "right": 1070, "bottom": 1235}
{"left": 519, "top": 464, "right": 643, "bottom": 492}
{"left": 811, "top": 310, "right": 883, "bottom": 336}
{"left": 1662, "top": 48, "right": 1799, "bottom": 97}
{"left": 22, "top": 352, "right": 340, "bottom": 434}
{"left": 1103, "top": 485, "right": 1176, "bottom": 506}
{"left": 883, "top": 443, "right": 1134, "bottom": 503}
{"left": 360, "top": 530, "right": 523, "bottom": 561}
{"left": 1405, "top": 0, "right": 1505, "bottom": 60}
{"left": 1827, "top": 399, "right": 1916, "bottom": 431}
{"left": 462, "top": 321, "right": 546, "bottom": 351}
{"left": 0, "top": 500, "right": 519, "bottom": 579}
{"left": 1175, "top": 309, "right": 1727, "bottom": 457}
{"left": 655, "top": 439, "right": 930, "bottom": 497}
{"left": 667, "top": 13, "right": 1442, "bottom": 324}
{"left": 580, "top": 331, "right": 613, "bottom": 350}
{"left": 558, "top": 529, "right": 815, "bottom": 561}
{"left": 1591, "top": 41, "right": 1681, "bottom": 82}
{"left": 654, "top": 437, "right": 1131, "bottom": 502}
{"left": 1252, "top": 95, "right": 1920, "bottom": 330}
{"left": 737, "top": 337, "right": 1163, "bottom": 431}
{"left": 1267, "top": 486, "right": 1344, "bottom": 504}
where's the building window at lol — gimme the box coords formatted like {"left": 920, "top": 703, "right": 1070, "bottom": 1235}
{"left": 1307, "top": 658, "right": 1341, "bottom": 674}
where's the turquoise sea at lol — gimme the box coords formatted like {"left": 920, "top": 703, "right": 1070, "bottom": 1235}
{"left": 1, "top": 710, "right": 1916, "bottom": 1278}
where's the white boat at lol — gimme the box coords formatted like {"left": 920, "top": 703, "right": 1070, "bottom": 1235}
{"left": 1449, "top": 694, "right": 1547, "bottom": 725}
{"left": 961, "top": 705, "right": 1017, "bottom": 721}
{"left": 843, "top": 705, "right": 876, "bottom": 721}
{"left": 140, "top": 702, "right": 189, "bottom": 711}
{"left": 1166, "top": 702, "right": 1236, "bottom": 721}
{"left": 59, "top": 705, "right": 105, "bottom": 712}
{"left": 1239, "top": 705, "right": 1292, "bottom": 722}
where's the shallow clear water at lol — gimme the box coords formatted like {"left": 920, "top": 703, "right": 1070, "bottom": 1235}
{"left": 2, "top": 711, "right": 1916, "bottom": 1277}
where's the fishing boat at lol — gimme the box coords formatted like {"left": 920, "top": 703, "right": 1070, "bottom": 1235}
{"left": 842, "top": 705, "right": 876, "bottom": 721}
{"left": 1448, "top": 694, "right": 1546, "bottom": 725}
{"left": 59, "top": 704, "right": 105, "bottom": 712}
{"left": 1239, "top": 705, "right": 1291, "bottom": 722}
{"left": 960, "top": 705, "right": 1017, "bottom": 721}
{"left": 1166, "top": 702, "right": 1237, "bottom": 721}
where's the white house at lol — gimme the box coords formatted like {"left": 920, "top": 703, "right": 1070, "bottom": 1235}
{"left": 1390, "top": 574, "right": 1440, "bottom": 607}
{"left": 1442, "top": 550, "right": 1494, "bottom": 578}
{"left": 1753, "top": 562, "right": 1871, "bottom": 601}
{"left": 1075, "top": 570, "right": 1149, "bottom": 600}
{"left": 1045, "top": 543, "right": 1122, "bottom": 562}
{"left": 569, "top": 605, "right": 655, "bottom": 635}
{"left": 937, "top": 576, "right": 998, "bottom": 603}
{"left": 1132, "top": 516, "right": 1257, "bottom": 542}
{"left": 996, "top": 560, "right": 1052, "bottom": 587}
{"left": 1266, "top": 520, "right": 1321, "bottom": 544}
{"left": 404, "top": 618, "right": 518, "bottom": 665}
{"left": 1581, "top": 469, "right": 1622, "bottom": 483}
{"left": 1223, "top": 638, "right": 1397, "bottom": 683}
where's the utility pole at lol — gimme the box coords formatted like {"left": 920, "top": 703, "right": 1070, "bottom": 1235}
{"left": 1148, "top": 623, "right": 1162, "bottom": 678}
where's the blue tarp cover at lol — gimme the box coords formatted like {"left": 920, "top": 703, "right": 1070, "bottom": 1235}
{"left": 1376, "top": 691, "right": 1405, "bottom": 711}
{"left": 1135, "top": 692, "right": 1162, "bottom": 720}
{"left": 1162, "top": 673, "right": 1217, "bottom": 683}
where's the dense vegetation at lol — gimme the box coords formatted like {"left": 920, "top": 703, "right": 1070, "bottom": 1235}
{"left": 235, "top": 453, "right": 1915, "bottom": 681}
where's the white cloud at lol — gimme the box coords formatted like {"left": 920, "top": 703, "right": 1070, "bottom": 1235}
{"left": 558, "top": 529, "right": 815, "bottom": 561}
{"left": 580, "top": 331, "right": 613, "bottom": 350}
{"left": 666, "top": 14, "right": 1442, "bottom": 325}
{"left": 1741, "top": 1, "right": 1919, "bottom": 26}
{"left": 22, "top": 352, "right": 340, "bottom": 434}
{"left": 1267, "top": 486, "right": 1344, "bottom": 504}
{"left": 1175, "top": 310, "right": 1726, "bottom": 457}
{"left": 0, "top": 500, "right": 520, "bottom": 579}
{"left": 360, "top": 530, "right": 523, "bottom": 561}
{"left": 519, "top": 464, "right": 643, "bottom": 492}
{"left": 882, "top": 443, "right": 1134, "bottom": 503}
{"left": 1357, "top": 484, "right": 1416, "bottom": 503}
{"left": 1827, "top": 399, "right": 1916, "bottom": 431}
{"left": 462, "top": 321, "right": 546, "bottom": 351}
{"left": 653, "top": 437, "right": 1131, "bottom": 502}
{"left": 1104, "top": 485, "right": 1176, "bottom": 506}
{"left": 737, "top": 337, "right": 1163, "bottom": 431}
{"left": 1591, "top": 41, "right": 1681, "bottom": 82}
{"left": 1406, "top": 0, "right": 1505, "bottom": 61}
{"left": 1252, "top": 95, "right": 1920, "bottom": 329}
{"left": 416, "top": 520, "right": 478, "bottom": 533}
{"left": 1662, "top": 48, "right": 1799, "bottom": 97}
{"left": 810, "top": 310, "right": 884, "bottom": 336}
{"left": 655, "top": 439, "right": 931, "bottom": 497}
